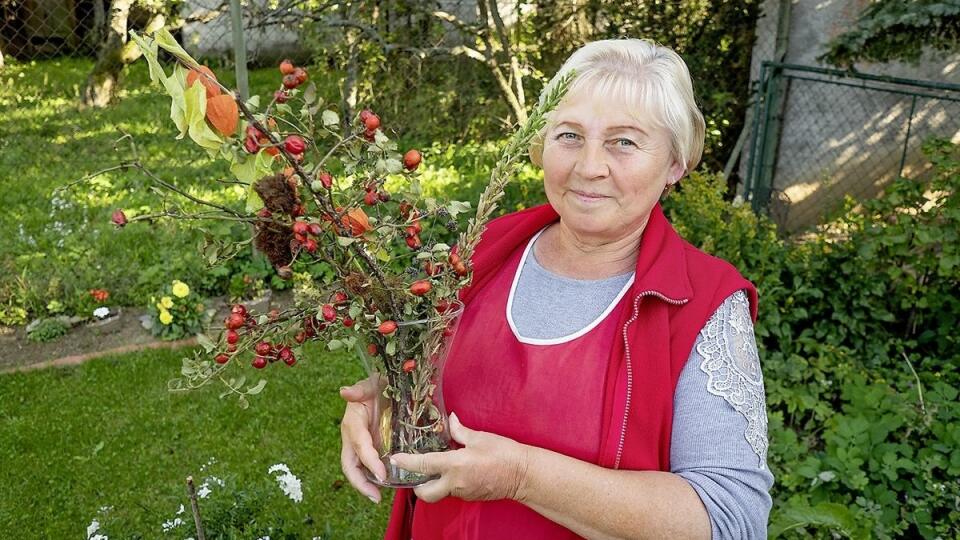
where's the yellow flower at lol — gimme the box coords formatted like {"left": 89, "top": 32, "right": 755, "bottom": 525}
{"left": 160, "top": 296, "right": 174, "bottom": 309}
{"left": 158, "top": 309, "right": 173, "bottom": 325}
{"left": 172, "top": 280, "right": 190, "bottom": 298}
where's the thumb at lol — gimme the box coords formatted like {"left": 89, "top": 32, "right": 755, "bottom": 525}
{"left": 449, "top": 412, "right": 473, "bottom": 446}
{"left": 339, "top": 377, "right": 379, "bottom": 402}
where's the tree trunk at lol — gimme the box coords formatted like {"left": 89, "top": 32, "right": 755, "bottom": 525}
{"left": 82, "top": 0, "right": 134, "bottom": 108}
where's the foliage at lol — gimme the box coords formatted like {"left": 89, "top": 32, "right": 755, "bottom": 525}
{"left": 819, "top": 0, "right": 960, "bottom": 67}
{"left": 25, "top": 317, "right": 70, "bottom": 342}
{"left": 0, "top": 344, "right": 390, "bottom": 537}
{"left": 146, "top": 280, "right": 212, "bottom": 341}
{"left": 664, "top": 137, "right": 960, "bottom": 538}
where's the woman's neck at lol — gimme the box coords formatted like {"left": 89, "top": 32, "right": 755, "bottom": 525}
{"left": 534, "top": 221, "right": 645, "bottom": 280}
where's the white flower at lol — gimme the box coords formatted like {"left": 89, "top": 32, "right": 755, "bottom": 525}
{"left": 176, "top": 504, "right": 185, "bottom": 515}
{"left": 197, "top": 482, "right": 211, "bottom": 499}
{"left": 256, "top": 536, "right": 271, "bottom": 540}
{"left": 93, "top": 307, "right": 110, "bottom": 319}
{"left": 86, "top": 519, "right": 100, "bottom": 539}
{"left": 268, "top": 463, "right": 303, "bottom": 503}
{"left": 161, "top": 517, "right": 183, "bottom": 532}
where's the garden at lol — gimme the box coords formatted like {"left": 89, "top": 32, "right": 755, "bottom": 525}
{"left": 1, "top": 1, "right": 959, "bottom": 538}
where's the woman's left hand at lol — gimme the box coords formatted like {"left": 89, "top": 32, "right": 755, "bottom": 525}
{"left": 390, "top": 412, "right": 531, "bottom": 503}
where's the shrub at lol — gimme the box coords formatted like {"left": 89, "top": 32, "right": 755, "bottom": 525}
{"left": 26, "top": 317, "right": 70, "bottom": 343}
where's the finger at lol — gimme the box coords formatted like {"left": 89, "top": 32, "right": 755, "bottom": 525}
{"left": 343, "top": 405, "right": 388, "bottom": 482}
{"left": 390, "top": 451, "right": 446, "bottom": 476}
{"left": 448, "top": 411, "right": 473, "bottom": 446}
{"left": 413, "top": 477, "right": 449, "bottom": 504}
{"left": 340, "top": 437, "right": 382, "bottom": 503}
{"left": 338, "top": 375, "right": 381, "bottom": 402}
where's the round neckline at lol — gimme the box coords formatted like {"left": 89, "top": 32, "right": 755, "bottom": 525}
{"left": 506, "top": 227, "right": 636, "bottom": 346}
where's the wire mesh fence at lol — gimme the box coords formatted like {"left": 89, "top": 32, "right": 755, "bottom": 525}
{"left": 744, "top": 62, "right": 960, "bottom": 231}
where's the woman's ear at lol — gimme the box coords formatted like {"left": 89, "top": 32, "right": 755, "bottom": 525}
{"left": 668, "top": 160, "right": 686, "bottom": 185}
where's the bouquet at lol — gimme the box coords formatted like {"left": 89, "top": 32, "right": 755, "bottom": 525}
{"left": 104, "top": 28, "right": 570, "bottom": 485}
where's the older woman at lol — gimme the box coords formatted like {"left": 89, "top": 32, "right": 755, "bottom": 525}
{"left": 340, "top": 38, "right": 773, "bottom": 539}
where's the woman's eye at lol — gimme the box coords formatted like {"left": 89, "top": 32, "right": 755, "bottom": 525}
{"left": 615, "top": 138, "right": 637, "bottom": 148}
{"left": 557, "top": 132, "right": 580, "bottom": 141}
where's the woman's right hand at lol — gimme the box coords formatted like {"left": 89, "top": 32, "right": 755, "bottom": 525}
{"left": 339, "top": 376, "right": 388, "bottom": 503}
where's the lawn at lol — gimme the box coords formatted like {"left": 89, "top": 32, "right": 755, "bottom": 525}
{"left": 0, "top": 342, "right": 392, "bottom": 538}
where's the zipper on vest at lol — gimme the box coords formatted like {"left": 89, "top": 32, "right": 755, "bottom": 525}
{"left": 615, "top": 291, "right": 689, "bottom": 469}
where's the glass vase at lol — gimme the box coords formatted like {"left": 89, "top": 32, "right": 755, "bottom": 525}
{"left": 359, "top": 302, "right": 464, "bottom": 487}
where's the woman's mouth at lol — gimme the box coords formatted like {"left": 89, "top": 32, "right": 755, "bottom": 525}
{"left": 571, "top": 190, "right": 609, "bottom": 203}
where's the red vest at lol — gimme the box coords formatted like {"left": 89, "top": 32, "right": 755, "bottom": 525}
{"left": 384, "top": 203, "right": 757, "bottom": 540}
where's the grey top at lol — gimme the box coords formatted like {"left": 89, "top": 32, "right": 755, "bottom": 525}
{"left": 510, "top": 231, "right": 774, "bottom": 539}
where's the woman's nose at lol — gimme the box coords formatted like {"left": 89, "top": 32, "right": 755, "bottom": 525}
{"left": 573, "top": 140, "right": 609, "bottom": 180}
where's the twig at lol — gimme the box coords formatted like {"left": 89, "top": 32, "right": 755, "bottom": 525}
{"left": 185, "top": 476, "right": 206, "bottom": 540}
{"left": 901, "top": 351, "right": 927, "bottom": 417}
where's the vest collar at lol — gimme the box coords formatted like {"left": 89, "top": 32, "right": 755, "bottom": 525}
{"left": 465, "top": 202, "right": 693, "bottom": 305}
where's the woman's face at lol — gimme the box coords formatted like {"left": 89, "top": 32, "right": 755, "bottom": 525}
{"left": 541, "top": 89, "right": 683, "bottom": 243}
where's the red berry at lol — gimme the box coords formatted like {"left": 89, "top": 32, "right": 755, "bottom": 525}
{"left": 443, "top": 325, "right": 455, "bottom": 338}
{"left": 293, "top": 67, "right": 308, "bottom": 84}
{"left": 292, "top": 221, "right": 310, "bottom": 236}
{"left": 359, "top": 109, "right": 374, "bottom": 123}
{"left": 322, "top": 304, "right": 336, "bottom": 322}
{"left": 399, "top": 201, "right": 412, "bottom": 218}
{"left": 363, "top": 129, "right": 376, "bottom": 142}
{"left": 274, "top": 90, "right": 289, "bottom": 103}
{"left": 403, "top": 149, "right": 422, "bottom": 171}
{"left": 295, "top": 331, "right": 307, "bottom": 344}
{"left": 436, "top": 299, "right": 452, "bottom": 314}
{"left": 402, "top": 359, "right": 416, "bottom": 373}
{"left": 244, "top": 136, "right": 259, "bottom": 154}
{"left": 406, "top": 235, "right": 422, "bottom": 250}
{"left": 378, "top": 191, "right": 390, "bottom": 202}
{"left": 378, "top": 320, "right": 398, "bottom": 335}
{"left": 318, "top": 172, "right": 333, "bottom": 189}
{"left": 111, "top": 209, "right": 127, "bottom": 227}
{"left": 409, "top": 280, "right": 432, "bottom": 296}
{"left": 279, "top": 59, "right": 295, "bottom": 75}
{"left": 284, "top": 135, "right": 306, "bottom": 155}
{"left": 303, "top": 238, "right": 317, "bottom": 253}
{"left": 226, "top": 343, "right": 238, "bottom": 353}
{"left": 252, "top": 356, "right": 268, "bottom": 369}
{"left": 291, "top": 204, "right": 305, "bottom": 217}
{"left": 268, "top": 308, "right": 280, "bottom": 321}
{"left": 226, "top": 330, "right": 239, "bottom": 344}
{"left": 367, "top": 343, "right": 378, "bottom": 356}
{"left": 364, "top": 114, "right": 380, "bottom": 131}
{"left": 225, "top": 312, "right": 245, "bottom": 330}
{"left": 294, "top": 232, "right": 307, "bottom": 244}
{"left": 364, "top": 191, "right": 379, "bottom": 206}
{"left": 256, "top": 208, "right": 271, "bottom": 219}
{"left": 342, "top": 316, "right": 355, "bottom": 328}
{"left": 278, "top": 346, "right": 295, "bottom": 366}
{"left": 308, "top": 223, "right": 322, "bottom": 236}
{"left": 282, "top": 73, "right": 299, "bottom": 89}
{"left": 332, "top": 291, "right": 349, "bottom": 305}
{"left": 423, "top": 261, "right": 441, "bottom": 276}
{"left": 255, "top": 341, "right": 273, "bottom": 356}
{"left": 215, "top": 353, "right": 230, "bottom": 364}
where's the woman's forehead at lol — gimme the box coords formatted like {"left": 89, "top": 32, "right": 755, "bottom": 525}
{"left": 551, "top": 91, "right": 660, "bottom": 134}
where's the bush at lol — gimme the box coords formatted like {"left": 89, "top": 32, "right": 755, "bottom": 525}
{"left": 26, "top": 317, "right": 70, "bottom": 342}
{"left": 663, "top": 138, "right": 960, "bottom": 538}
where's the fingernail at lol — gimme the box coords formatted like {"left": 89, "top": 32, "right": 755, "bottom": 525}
{"left": 339, "top": 386, "right": 348, "bottom": 392}
{"left": 375, "top": 471, "right": 385, "bottom": 482}
{"left": 367, "top": 495, "right": 379, "bottom": 504}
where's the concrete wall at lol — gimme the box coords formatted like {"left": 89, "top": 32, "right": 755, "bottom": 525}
{"left": 743, "top": 0, "right": 960, "bottom": 231}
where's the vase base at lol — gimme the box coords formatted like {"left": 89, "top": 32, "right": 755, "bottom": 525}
{"left": 364, "top": 457, "right": 439, "bottom": 488}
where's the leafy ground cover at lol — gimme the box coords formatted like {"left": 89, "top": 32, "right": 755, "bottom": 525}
{"left": 0, "top": 343, "right": 391, "bottom": 538}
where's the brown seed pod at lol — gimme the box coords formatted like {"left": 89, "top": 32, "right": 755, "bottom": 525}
{"left": 254, "top": 173, "right": 298, "bottom": 215}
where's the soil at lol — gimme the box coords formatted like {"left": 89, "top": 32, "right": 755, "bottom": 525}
{"left": 0, "top": 289, "right": 295, "bottom": 374}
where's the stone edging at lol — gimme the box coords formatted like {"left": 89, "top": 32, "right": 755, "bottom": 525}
{"left": 0, "top": 337, "right": 199, "bottom": 375}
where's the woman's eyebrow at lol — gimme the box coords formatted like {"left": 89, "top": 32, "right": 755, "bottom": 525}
{"left": 552, "top": 121, "right": 648, "bottom": 136}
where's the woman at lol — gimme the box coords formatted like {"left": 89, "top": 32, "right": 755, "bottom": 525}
{"left": 340, "top": 38, "right": 773, "bottom": 539}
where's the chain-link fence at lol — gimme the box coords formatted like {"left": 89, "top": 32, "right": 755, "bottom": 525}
{"left": 0, "top": 0, "right": 102, "bottom": 60}
{"left": 744, "top": 62, "right": 960, "bottom": 231}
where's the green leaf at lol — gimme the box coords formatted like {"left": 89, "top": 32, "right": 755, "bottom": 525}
{"left": 246, "top": 379, "right": 267, "bottom": 395}
{"left": 152, "top": 27, "right": 199, "bottom": 69}
{"left": 182, "top": 82, "right": 223, "bottom": 152}
{"left": 337, "top": 236, "right": 357, "bottom": 247}
{"left": 246, "top": 95, "right": 260, "bottom": 111}
{"left": 195, "top": 333, "right": 216, "bottom": 353}
{"left": 321, "top": 109, "right": 339, "bottom": 127}
{"left": 328, "top": 339, "right": 344, "bottom": 351}
{"left": 447, "top": 200, "right": 471, "bottom": 218}
{"left": 432, "top": 243, "right": 450, "bottom": 252}
{"left": 303, "top": 83, "right": 317, "bottom": 105}
{"left": 385, "top": 158, "right": 403, "bottom": 174}
{"left": 385, "top": 340, "right": 396, "bottom": 356}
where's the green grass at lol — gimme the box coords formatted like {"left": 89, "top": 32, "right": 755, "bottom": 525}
{"left": 0, "top": 343, "right": 392, "bottom": 537}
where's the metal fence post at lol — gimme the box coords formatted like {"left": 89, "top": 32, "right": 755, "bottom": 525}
{"left": 898, "top": 95, "right": 918, "bottom": 178}
{"left": 229, "top": 0, "right": 249, "bottom": 101}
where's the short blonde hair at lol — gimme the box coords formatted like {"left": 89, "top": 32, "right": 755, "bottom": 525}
{"left": 530, "top": 38, "right": 705, "bottom": 175}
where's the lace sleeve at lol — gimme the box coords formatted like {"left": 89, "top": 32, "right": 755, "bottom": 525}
{"left": 695, "top": 290, "right": 769, "bottom": 468}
